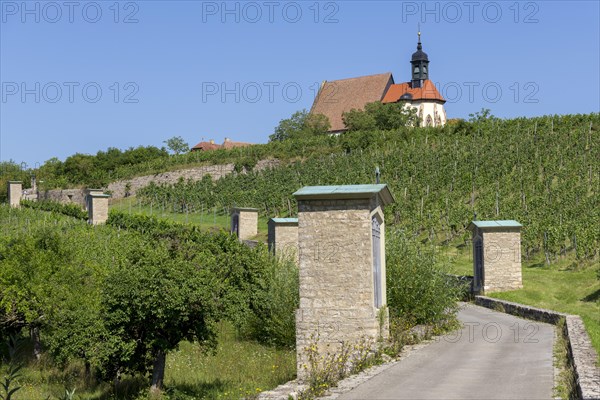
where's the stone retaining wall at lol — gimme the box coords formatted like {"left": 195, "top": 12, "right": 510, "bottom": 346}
{"left": 565, "top": 315, "right": 600, "bottom": 400}
{"left": 39, "top": 188, "right": 87, "bottom": 207}
{"left": 107, "top": 159, "right": 279, "bottom": 199}
{"left": 29, "top": 159, "right": 280, "bottom": 218}
{"left": 474, "top": 296, "right": 566, "bottom": 324}
{"left": 475, "top": 296, "right": 600, "bottom": 400}
{"left": 107, "top": 164, "right": 235, "bottom": 199}
{"left": 38, "top": 159, "right": 280, "bottom": 204}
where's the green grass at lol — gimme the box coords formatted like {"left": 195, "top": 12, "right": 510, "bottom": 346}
{"left": 438, "top": 238, "right": 473, "bottom": 276}
{"left": 553, "top": 318, "right": 577, "bottom": 399}
{"left": 3, "top": 323, "right": 295, "bottom": 399}
{"left": 445, "top": 242, "right": 600, "bottom": 360}
{"left": 164, "top": 323, "right": 295, "bottom": 399}
{"left": 109, "top": 197, "right": 269, "bottom": 240}
{"left": 490, "top": 259, "right": 599, "bottom": 362}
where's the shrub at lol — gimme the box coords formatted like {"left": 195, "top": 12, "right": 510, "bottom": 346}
{"left": 20, "top": 199, "right": 87, "bottom": 220}
{"left": 386, "top": 231, "right": 461, "bottom": 326}
{"left": 342, "top": 101, "right": 419, "bottom": 131}
{"left": 107, "top": 210, "right": 298, "bottom": 348}
{"left": 244, "top": 258, "right": 299, "bottom": 348}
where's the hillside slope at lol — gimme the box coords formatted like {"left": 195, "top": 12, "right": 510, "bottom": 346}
{"left": 136, "top": 113, "right": 599, "bottom": 260}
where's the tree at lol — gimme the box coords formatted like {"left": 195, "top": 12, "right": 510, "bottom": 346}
{"left": 468, "top": 108, "right": 497, "bottom": 123}
{"left": 0, "top": 161, "right": 32, "bottom": 202}
{"left": 0, "top": 227, "right": 75, "bottom": 359}
{"left": 305, "top": 113, "right": 331, "bottom": 136}
{"left": 269, "top": 110, "right": 330, "bottom": 142}
{"left": 342, "top": 109, "right": 377, "bottom": 131}
{"left": 342, "top": 101, "right": 419, "bottom": 131}
{"left": 100, "top": 241, "right": 219, "bottom": 392}
{"left": 163, "top": 136, "right": 189, "bottom": 155}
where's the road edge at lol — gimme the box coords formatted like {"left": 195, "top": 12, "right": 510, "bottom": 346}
{"left": 475, "top": 296, "right": 600, "bottom": 400}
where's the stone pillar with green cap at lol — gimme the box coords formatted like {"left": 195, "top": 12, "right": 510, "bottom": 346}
{"left": 85, "top": 189, "right": 104, "bottom": 211}
{"left": 467, "top": 220, "right": 523, "bottom": 294}
{"left": 268, "top": 218, "right": 299, "bottom": 262}
{"left": 7, "top": 181, "right": 23, "bottom": 208}
{"left": 88, "top": 192, "right": 111, "bottom": 225}
{"left": 293, "top": 184, "right": 394, "bottom": 381}
{"left": 230, "top": 207, "right": 258, "bottom": 241}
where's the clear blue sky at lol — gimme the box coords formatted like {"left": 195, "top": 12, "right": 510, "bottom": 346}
{"left": 1, "top": 0, "right": 599, "bottom": 167}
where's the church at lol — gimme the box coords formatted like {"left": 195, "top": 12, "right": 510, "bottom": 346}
{"left": 310, "top": 33, "right": 447, "bottom": 133}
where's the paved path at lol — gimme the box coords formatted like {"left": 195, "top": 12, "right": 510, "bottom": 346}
{"left": 338, "top": 303, "right": 555, "bottom": 399}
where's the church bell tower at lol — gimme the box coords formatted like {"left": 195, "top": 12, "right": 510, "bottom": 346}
{"left": 411, "top": 31, "right": 429, "bottom": 88}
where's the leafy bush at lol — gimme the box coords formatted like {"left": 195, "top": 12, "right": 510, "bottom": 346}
{"left": 107, "top": 210, "right": 298, "bottom": 348}
{"left": 244, "top": 258, "right": 299, "bottom": 348}
{"left": 20, "top": 199, "right": 87, "bottom": 220}
{"left": 0, "top": 206, "right": 294, "bottom": 394}
{"left": 342, "top": 101, "right": 419, "bottom": 131}
{"left": 36, "top": 146, "right": 170, "bottom": 188}
{"left": 0, "top": 161, "right": 32, "bottom": 203}
{"left": 386, "top": 230, "right": 461, "bottom": 325}
{"left": 269, "top": 110, "right": 330, "bottom": 142}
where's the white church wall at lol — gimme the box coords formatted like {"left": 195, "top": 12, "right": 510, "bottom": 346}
{"left": 404, "top": 101, "right": 447, "bottom": 127}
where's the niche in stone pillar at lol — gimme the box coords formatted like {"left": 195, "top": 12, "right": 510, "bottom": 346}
{"left": 88, "top": 192, "right": 111, "bottom": 225}
{"left": 467, "top": 220, "right": 523, "bottom": 294}
{"left": 268, "top": 218, "right": 299, "bottom": 262}
{"left": 293, "top": 184, "right": 394, "bottom": 381}
{"left": 372, "top": 214, "right": 383, "bottom": 308}
{"left": 230, "top": 208, "right": 258, "bottom": 241}
{"left": 7, "top": 181, "right": 23, "bottom": 208}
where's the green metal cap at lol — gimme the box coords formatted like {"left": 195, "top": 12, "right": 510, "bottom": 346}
{"left": 269, "top": 218, "right": 298, "bottom": 226}
{"left": 293, "top": 184, "right": 394, "bottom": 205}
{"left": 468, "top": 220, "right": 522, "bottom": 231}
{"left": 89, "top": 193, "right": 111, "bottom": 198}
{"left": 231, "top": 207, "right": 259, "bottom": 214}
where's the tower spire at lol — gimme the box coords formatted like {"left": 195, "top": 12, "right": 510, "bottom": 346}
{"left": 410, "top": 27, "right": 429, "bottom": 88}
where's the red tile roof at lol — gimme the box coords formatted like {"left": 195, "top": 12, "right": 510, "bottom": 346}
{"left": 191, "top": 140, "right": 222, "bottom": 151}
{"left": 192, "top": 140, "right": 221, "bottom": 151}
{"left": 310, "top": 73, "right": 395, "bottom": 132}
{"left": 382, "top": 80, "right": 445, "bottom": 103}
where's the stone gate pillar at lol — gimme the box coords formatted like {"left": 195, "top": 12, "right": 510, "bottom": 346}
{"left": 85, "top": 189, "right": 104, "bottom": 211}
{"left": 230, "top": 207, "right": 258, "bottom": 241}
{"left": 7, "top": 181, "right": 22, "bottom": 208}
{"left": 467, "top": 220, "right": 522, "bottom": 294}
{"left": 268, "top": 218, "right": 299, "bottom": 262}
{"left": 88, "top": 192, "right": 110, "bottom": 225}
{"left": 293, "top": 184, "right": 394, "bottom": 381}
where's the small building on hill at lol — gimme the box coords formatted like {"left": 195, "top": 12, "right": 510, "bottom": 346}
{"left": 310, "top": 73, "right": 395, "bottom": 133}
{"left": 191, "top": 138, "right": 254, "bottom": 152}
{"left": 310, "top": 32, "right": 446, "bottom": 132}
{"left": 222, "top": 138, "right": 253, "bottom": 150}
{"left": 191, "top": 139, "right": 222, "bottom": 152}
